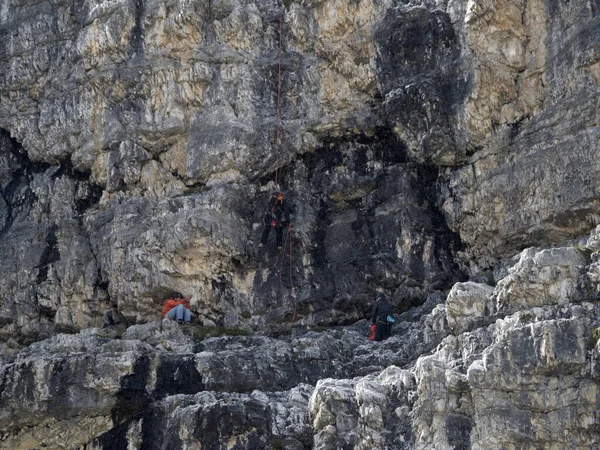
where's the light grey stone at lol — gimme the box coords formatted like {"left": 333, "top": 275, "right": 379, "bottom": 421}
{"left": 446, "top": 281, "right": 494, "bottom": 334}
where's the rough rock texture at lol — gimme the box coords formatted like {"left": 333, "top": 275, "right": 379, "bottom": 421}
{"left": 1, "top": 0, "right": 600, "bottom": 448}
{"left": 308, "top": 230, "right": 600, "bottom": 450}
{"left": 0, "top": 0, "right": 467, "bottom": 346}
{"left": 0, "top": 0, "right": 597, "bottom": 339}
{"left": 441, "top": 0, "right": 600, "bottom": 268}
{"left": 308, "top": 366, "right": 415, "bottom": 450}
{"left": 2, "top": 231, "right": 600, "bottom": 447}
{"left": 0, "top": 303, "right": 449, "bottom": 449}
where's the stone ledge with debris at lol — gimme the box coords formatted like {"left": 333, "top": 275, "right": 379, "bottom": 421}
{"left": 2, "top": 228, "right": 600, "bottom": 448}
{"left": 2, "top": 0, "right": 599, "bottom": 347}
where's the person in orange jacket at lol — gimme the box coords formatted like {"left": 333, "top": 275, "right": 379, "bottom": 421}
{"left": 162, "top": 292, "right": 193, "bottom": 323}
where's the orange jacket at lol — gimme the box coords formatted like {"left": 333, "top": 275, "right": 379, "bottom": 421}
{"left": 162, "top": 298, "right": 190, "bottom": 317}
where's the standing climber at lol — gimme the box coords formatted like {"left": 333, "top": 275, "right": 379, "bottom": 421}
{"left": 259, "top": 191, "right": 291, "bottom": 249}
{"left": 371, "top": 292, "right": 394, "bottom": 341}
{"left": 162, "top": 292, "right": 193, "bottom": 324}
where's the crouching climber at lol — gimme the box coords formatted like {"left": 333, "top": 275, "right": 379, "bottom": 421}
{"left": 259, "top": 191, "right": 291, "bottom": 249}
{"left": 371, "top": 292, "right": 394, "bottom": 341}
{"left": 162, "top": 292, "right": 193, "bottom": 324}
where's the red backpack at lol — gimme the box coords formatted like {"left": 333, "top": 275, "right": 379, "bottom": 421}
{"left": 368, "top": 324, "right": 376, "bottom": 340}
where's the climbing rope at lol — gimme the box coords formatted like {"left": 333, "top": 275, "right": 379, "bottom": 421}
{"left": 279, "top": 223, "right": 297, "bottom": 322}
{"left": 266, "top": 0, "right": 297, "bottom": 325}
{"left": 274, "top": 0, "right": 284, "bottom": 188}
{"left": 272, "top": 0, "right": 297, "bottom": 324}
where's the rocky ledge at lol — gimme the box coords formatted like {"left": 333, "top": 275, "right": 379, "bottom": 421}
{"left": 2, "top": 226, "right": 600, "bottom": 449}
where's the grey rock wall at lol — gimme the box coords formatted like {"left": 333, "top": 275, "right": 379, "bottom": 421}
{"left": 441, "top": 0, "right": 600, "bottom": 268}
{"left": 0, "top": 0, "right": 468, "bottom": 346}
{"left": 2, "top": 230, "right": 600, "bottom": 448}
{"left": 1, "top": 0, "right": 600, "bottom": 448}
{"left": 307, "top": 230, "right": 600, "bottom": 450}
{"left": 1, "top": 0, "right": 598, "bottom": 344}
{"left": 0, "top": 308, "right": 447, "bottom": 449}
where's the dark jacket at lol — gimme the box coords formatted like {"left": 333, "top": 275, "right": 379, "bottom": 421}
{"left": 371, "top": 297, "right": 393, "bottom": 324}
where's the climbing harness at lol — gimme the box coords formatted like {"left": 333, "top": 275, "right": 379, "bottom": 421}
{"left": 266, "top": 191, "right": 285, "bottom": 227}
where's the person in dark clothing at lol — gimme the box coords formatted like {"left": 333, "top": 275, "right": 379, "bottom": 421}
{"left": 371, "top": 292, "right": 394, "bottom": 341}
{"left": 259, "top": 191, "right": 291, "bottom": 249}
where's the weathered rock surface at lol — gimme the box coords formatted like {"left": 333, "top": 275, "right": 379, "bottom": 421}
{"left": 441, "top": 0, "right": 600, "bottom": 267}
{"left": 0, "top": 307, "right": 448, "bottom": 449}
{"left": 0, "top": 0, "right": 469, "bottom": 346}
{"left": 1, "top": 0, "right": 600, "bottom": 448}
{"left": 0, "top": 0, "right": 597, "bottom": 340}
{"left": 2, "top": 230, "right": 600, "bottom": 448}
{"left": 308, "top": 233, "right": 600, "bottom": 450}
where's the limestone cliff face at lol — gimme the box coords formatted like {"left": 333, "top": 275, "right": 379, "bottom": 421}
{"left": 442, "top": 0, "right": 600, "bottom": 268}
{"left": 1, "top": 0, "right": 600, "bottom": 448}
{"left": 0, "top": 0, "right": 467, "bottom": 344}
